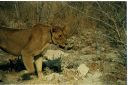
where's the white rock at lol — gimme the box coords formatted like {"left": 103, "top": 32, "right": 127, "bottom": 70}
{"left": 77, "top": 64, "right": 89, "bottom": 77}
{"left": 44, "top": 73, "right": 55, "bottom": 81}
{"left": 44, "top": 50, "right": 68, "bottom": 60}
{"left": 92, "top": 70, "right": 102, "bottom": 79}
{"left": 80, "top": 70, "right": 103, "bottom": 85}
{"left": 44, "top": 73, "right": 63, "bottom": 81}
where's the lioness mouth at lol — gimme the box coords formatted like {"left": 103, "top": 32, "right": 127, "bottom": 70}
{"left": 59, "top": 45, "right": 65, "bottom": 49}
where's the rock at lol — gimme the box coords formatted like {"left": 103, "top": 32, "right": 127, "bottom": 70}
{"left": 44, "top": 50, "right": 68, "bottom": 60}
{"left": 79, "top": 70, "right": 103, "bottom": 85}
{"left": 92, "top": 70, "right": 102, "bottom": 80}
{"left": 44, "top": 73, "right": 64, "bottom": 81}
{"left": 77, "top": 64, "right": 89, "bottom": 77}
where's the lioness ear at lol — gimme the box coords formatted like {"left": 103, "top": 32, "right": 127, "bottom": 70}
{"left": 62, "top": 25, "right": 66, "bottom": 32}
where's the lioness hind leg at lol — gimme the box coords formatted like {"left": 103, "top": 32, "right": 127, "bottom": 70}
{"left": 21, "top": 51, "right": 35, "bottom": 74}
{"left": 35, "top": 57, "right": 43, "bottom": 79}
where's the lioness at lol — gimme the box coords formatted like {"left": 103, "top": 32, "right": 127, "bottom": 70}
{"left": 0, "top": 24, "right": 67, "bottom": 79}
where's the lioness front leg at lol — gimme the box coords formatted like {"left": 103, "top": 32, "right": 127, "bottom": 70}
{"left": 21, "top": 50, "right": 35, "bottom": 74}
{"left": 35, "top": 43, "right": 49, "bottom": 79}
{"left": 35, "top": 57, "right": 43, "bottom": 79}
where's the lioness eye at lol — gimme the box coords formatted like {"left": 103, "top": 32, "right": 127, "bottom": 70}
{"left": 59, "top": 35, "right": 62, "bottom": 38}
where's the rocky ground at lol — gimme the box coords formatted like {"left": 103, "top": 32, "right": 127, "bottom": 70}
{"left": 0, "top": 28, "right": 126, "bottom": 85}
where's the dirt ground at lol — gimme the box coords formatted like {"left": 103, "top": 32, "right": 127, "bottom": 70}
{"left": 0, "top": 28, "right": 126, "bottom": 85}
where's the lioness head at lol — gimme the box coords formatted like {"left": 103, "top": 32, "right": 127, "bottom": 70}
{"left": 51, "top": 25, "right": 67, "bottom": 48}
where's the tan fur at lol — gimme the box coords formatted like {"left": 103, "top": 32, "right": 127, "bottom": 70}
{"left": 0, "top": 24, "right": 67, "bottom": 79}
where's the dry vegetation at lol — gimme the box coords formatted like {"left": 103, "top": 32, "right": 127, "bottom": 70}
{"left": 0, "top": 1, "right": 126, "bottom": 85}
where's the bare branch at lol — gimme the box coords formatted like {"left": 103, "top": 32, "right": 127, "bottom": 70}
{"left": 62, "top": 2, "right": 114, "bottom": 29}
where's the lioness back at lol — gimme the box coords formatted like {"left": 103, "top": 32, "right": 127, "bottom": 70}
{"left": 0, "top": 24, "right": 51, "bottom": 56}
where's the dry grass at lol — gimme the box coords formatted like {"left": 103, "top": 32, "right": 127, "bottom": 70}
{"left": 0, "top": 1, "right": 126, "bottom": 84}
